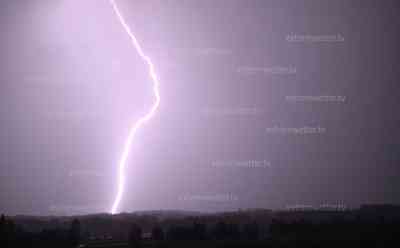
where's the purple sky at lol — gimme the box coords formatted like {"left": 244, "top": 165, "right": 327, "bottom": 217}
{"left": 0, "top": 0, "right": 399, "bottom": 215}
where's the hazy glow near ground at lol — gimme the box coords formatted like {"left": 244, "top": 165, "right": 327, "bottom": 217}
{"left": 109, "top": 0, "right": 161, "bottom": 214}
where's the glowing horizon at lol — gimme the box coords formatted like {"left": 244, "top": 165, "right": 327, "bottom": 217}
{"left": 109, "top": 0, "right": 161, "bottom": 214}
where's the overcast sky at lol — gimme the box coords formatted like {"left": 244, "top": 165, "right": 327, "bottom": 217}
{"left": 0, "top": 0, "right": 399, "bottom": 215}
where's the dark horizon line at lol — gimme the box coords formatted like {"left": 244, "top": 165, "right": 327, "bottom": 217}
{"left": 6, "top": 203, "right": 400, "bottom": 218}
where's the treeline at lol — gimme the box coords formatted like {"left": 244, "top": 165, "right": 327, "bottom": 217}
{"left": 140, "top": 221, "right": 259, "bottom": 241}
{"left": 268, "top": 218, "right": 400, "bottom": 247}
{"left": 0, "top": 214, "right": 81, "bottom": 248}
{"left": 3, "top": 206, "right": 400, "bottom": 248}
{"left": 127, "top": 218, "right": 400, "bottom": 247}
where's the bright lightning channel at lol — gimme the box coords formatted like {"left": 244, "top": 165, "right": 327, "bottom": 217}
{"left": 109, "top": 0, "right": 161, "bottom": 214}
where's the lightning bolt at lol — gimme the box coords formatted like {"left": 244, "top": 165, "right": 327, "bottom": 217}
{"left": 109, "top": 0, "right": 161, "bottom": 214}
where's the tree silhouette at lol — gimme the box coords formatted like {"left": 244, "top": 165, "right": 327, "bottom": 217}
{"left": 151, "top": 226, "right": 164, "bottom": 240}
{"left": 0, "top": 214, "right": 6, "bottom": 246}
{"left": 68, "top": 219, "right": 81, "bottom": 247}
{"left": 243, "top": 222, "right": 259, "bottom": 240}
{"left": 0, "top": 215, "right": 18, "bottom": 248}
{"left": 192, "top": 222, "right": 206, "bottom": 240}
{"left": 128, "top": 223, "right": 142, "bottom": 248}
{"left": 213, "top": 221, "right": 240, "bottom": 240}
